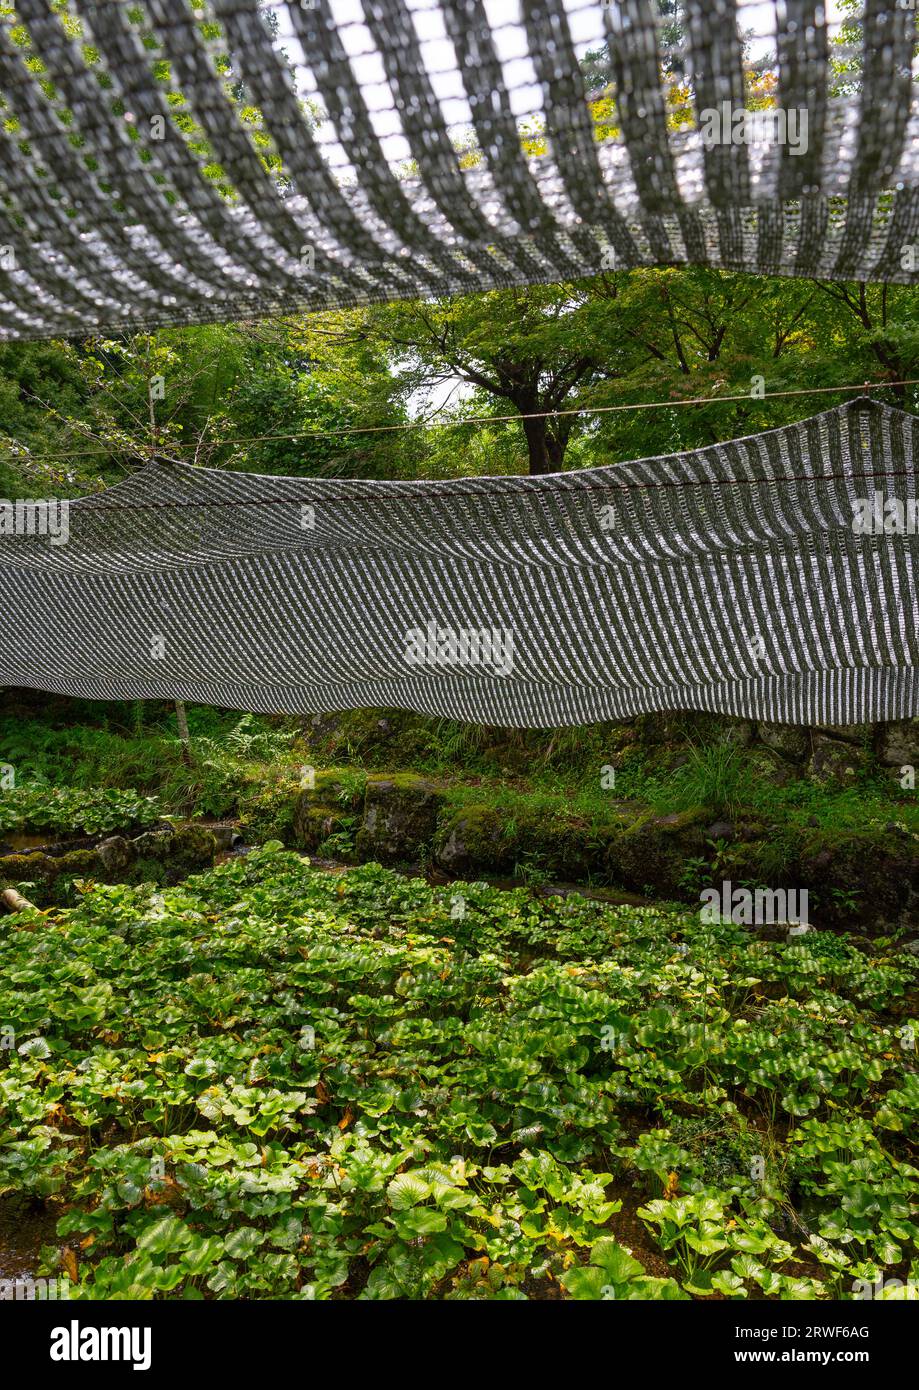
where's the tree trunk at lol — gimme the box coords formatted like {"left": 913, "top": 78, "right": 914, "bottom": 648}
{"left": 545, "top": 428, "right": 567, "bottom": 471}
{"left": 521, "top": 413, "right": 554, "bottom": 475}
{"left": 175, "top": 700, "right": 192, "bottom": 766}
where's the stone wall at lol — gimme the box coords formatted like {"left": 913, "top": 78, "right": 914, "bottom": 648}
{"left": 292, "top": 747, "right": 919, "bottom": 935}
{"left": 0, "top": 824, "right": 217, "bottom": 905}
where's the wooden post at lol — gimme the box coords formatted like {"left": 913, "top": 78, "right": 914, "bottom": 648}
{"left": 175, "top": 699, "right": 192, "bottom": 766}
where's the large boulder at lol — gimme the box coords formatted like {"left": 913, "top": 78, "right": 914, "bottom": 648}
{"left": 758, "top": 723, "right": 810, "bottom": 761}
{"left": 167, "top": 824, "right": 218, "bottom": 874}
{"left": 797, "top": 829, "right": 919, "bottom": 933}
{"left": 292, "top": 768, "right": 364, "bottom": 852}
{"left": 435, "top": 803, "right": 508, "bottom": 875}
{"left": 96, "top": 835, "right": 136, "bottom": 876}
{"left": 607, "top": 808, "right": 709, "bottom": 896}
{"left": 876, "top": 719, "right": 919, "bottom": 768}
{"left": 434, "top": 798, "right": 632, "bottom": 881}
{"left": 355, "top": 774, "right": 446, "bottom": 863}
{"left": 294, "top": 805, "right": 355, "bottom": 855}
{"left": 130, "top": 825, "right": 216, "bottom": 884}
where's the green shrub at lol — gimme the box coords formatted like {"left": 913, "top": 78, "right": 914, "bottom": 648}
{"left": 0, "top": 786, "right": 162, "bottom": 836}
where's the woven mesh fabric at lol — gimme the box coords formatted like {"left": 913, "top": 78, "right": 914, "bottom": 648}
{"left": 1, "top": 399, "right": 916, "bottom": 726}
{"left": 1, "top": 0, "right": 918, "bottom": 341}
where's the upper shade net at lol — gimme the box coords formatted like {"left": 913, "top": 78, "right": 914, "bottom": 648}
{"left": 1, "top": 0, "right": 919, "bottom": 341}
{"left": 0, "top": 398, "right": 916, "bottom": 726}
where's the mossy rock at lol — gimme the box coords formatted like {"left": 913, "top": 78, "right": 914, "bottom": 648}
{"left": 714, "top": 827, "right": 918, "bottom": 932}
{"left": 796, "top": 830, "right": 918, "bottom": 931}
{"left": 717, "top": 720, "right": 756, "bottom": 748}
{"left": 758, "top": 723, "right": 810, "bottom": 762}
{"left": 877, "top": 718, "right": 919, "bottom": 768}
{"left": 168, "top": 825, "right": 217, "bottom": 870}
{"left": 749, "top": 745, "right": 798, "bottom": 786}
{"left": 0, "top": 827, "right": 216, "bottom": 903}
{"left": 97, "top": 835, "right": 136, "bottom": 876}
{"left": 607, "top": 808, "right": 708, "bottom": 896}
{"left": 808, "top": 739, "right": 865, "bottom": 786}
{"left": 715, "top": 836, "right": 802, "bottom": 889}
{"left": 355, "top": 773, "right": 446, "bottom": 863}
{"left": 292, "top": 767, "right": 365, "bottom": 846}
{"left": 128, "top": 826, "right": 215, "bottom": 884}
{"left": 435, "top": 802, "right": 512, "bottom": 874}
{"left": 311, "top": 767, "right": 365, "bottom": 808}
{"left": 294, "top": 804, "right": 354, "bottom": 855}
{"left": 0, "top": 851, "right": 59, "bottom": 889}
{"left": 815, "top": 723, "right": 875, "bottom": 746}
{"left": 132, "top": 855, "right": 169, "bottom": 887}
{"left": 237, "top": 779, "right": 299, "bottom": 845}
{"left": 649, "top": 808, "right": 709, "bottom": 833}
{"left": 434, "top": 800, "right": 627, "bottom": 881}
{"left": 633, "top": 712, "right": 725, "bottom": 747}
{"left": 0, "top": 848, "right": 101, "bottom": 905}
{"left": 521, "top": 810, "right": 629, "bottom": 882}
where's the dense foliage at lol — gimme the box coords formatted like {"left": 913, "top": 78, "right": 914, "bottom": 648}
{"left": 1, "top": 0, "right": 915, "bottom": 1318}
{"left": 1, "top": 847, "right": 915, "bottom": 1300}
{"left": 4, "top": 267, "right": 919, "bottom": 494}
{"left": 0, "top": 787, "right": 162, "bottom": 838}
{"left": 3, "top": 698, "right": 915, "bottom": 844}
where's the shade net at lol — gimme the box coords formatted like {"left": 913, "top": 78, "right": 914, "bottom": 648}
{"left": 1, "top": 399, "right": 916, "bottom": 726}
{"left": 1, "top": 0, "right": 919, "bottom": 341}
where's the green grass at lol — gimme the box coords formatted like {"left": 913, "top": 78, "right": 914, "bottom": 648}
{"left": 440, "top": 748, "right": 917, "bottom": 842}
{"left": 2, "top": 700, "right": 916, "bottom": 857}
{"left": 0, "top": 705, "right": 297, "bottom": 820}
{"left": 304, "top": 707, "right": 918, "bottom": 837}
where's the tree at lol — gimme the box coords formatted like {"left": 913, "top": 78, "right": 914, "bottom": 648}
{"left": 0, "top": 327, "right": 251, "bottom": 493}
{"left": 210, "top": 316, "right": 421, "bottom": 480}
{"left": 2, "top": 269, "right": 918, "bottom": 495}
{"left": 344, "top": 267, "right": 919, "bottom": 476}
{"left": 354, "top": 282, "right": 645, "bottom": 475}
